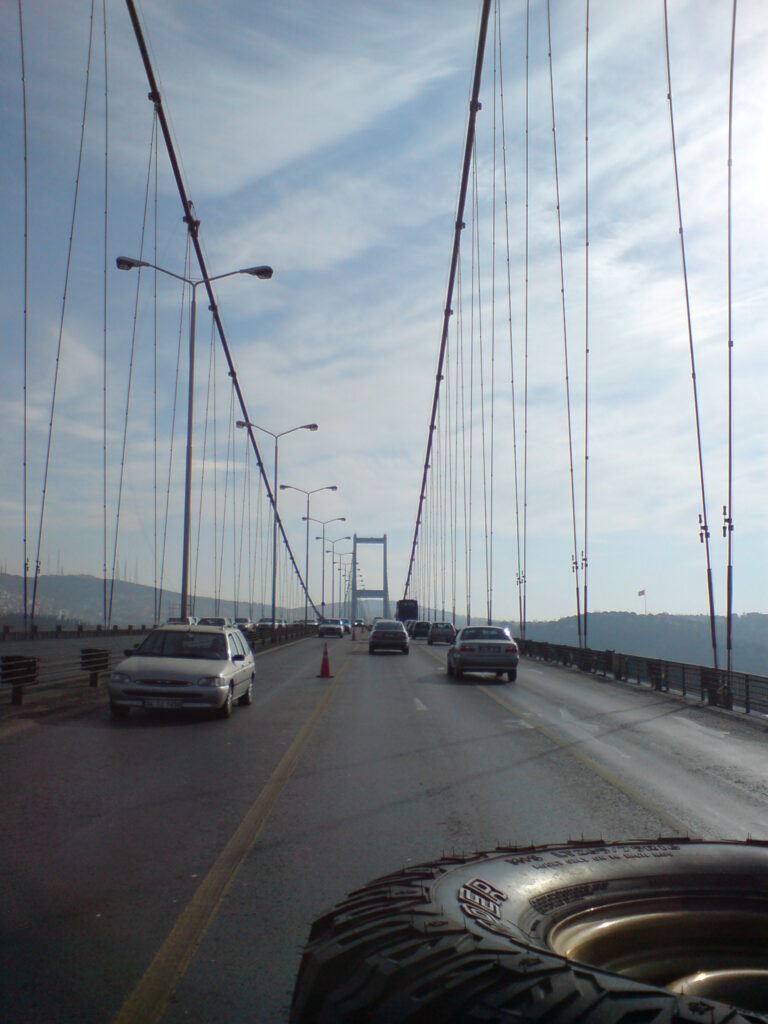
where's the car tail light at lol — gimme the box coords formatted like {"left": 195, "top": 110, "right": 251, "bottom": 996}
{"left": 459, "top": 644, "right": 476, "bottom": 653}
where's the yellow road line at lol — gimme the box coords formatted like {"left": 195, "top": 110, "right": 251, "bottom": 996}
{"left": 0, "top": 718, "right": 36, "bottom": 741}
{"left": 112, "top": 656, "right": 349, "bottom": 1024}
{"left": 478, "top": 684, "right": 691, "bottom": 835}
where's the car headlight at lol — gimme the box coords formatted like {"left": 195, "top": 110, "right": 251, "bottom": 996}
{"left": 110, "top": 672, "right": 131, "bottom": 685}
{"left": 196, "top": 676, "right": 224, "bottom": 687}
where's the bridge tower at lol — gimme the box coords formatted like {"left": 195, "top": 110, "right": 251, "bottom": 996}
{"left": 351, "top": 534, "right": 390, "bottom": 622}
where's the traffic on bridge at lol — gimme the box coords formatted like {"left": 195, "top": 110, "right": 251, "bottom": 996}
{"left": 2, "top": 1, "right": 768, "bottom": 1022}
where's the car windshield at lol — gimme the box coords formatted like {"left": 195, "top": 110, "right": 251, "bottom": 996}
{"left": 374, "top": 622, "right": 403, "bottom": 632}
{"left": 135, "top": 630, "right": 228, "bottom": 660}
{"left": 460, "top": 627, "right": 507, "bottom": 640}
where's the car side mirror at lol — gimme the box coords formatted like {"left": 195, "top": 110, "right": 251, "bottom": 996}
{"left": 124, "top": 647, "right": 137, "bottom": 657}
{"left": 232, "top": 653, "right": 245, "bottom": 663}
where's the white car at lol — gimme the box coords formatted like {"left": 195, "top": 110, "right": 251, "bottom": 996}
{"left": 108, "top": 625, "right": 255, "bottom": 720}
{"left": 447, "top": 625, "right": 519, "bottom": 682}
{"left": 318, "top": 618, "right": 344, "bottom": 638}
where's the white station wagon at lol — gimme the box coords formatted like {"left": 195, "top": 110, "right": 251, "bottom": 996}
{"left": 108, "top": 624, "right": 255, "bottom": 720}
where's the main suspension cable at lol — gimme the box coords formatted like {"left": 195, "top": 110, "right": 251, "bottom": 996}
{"left": 402, "top": 0, "right": 492, "bottom": 603}
{"left": 124, "top": 0, "right": 319, "bottom": 616}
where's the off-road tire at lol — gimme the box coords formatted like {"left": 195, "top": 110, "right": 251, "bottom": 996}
{"left": 291, "top": 839, "right": 768, "bottom": 1023}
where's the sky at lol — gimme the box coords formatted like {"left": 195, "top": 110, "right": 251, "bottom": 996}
{"left": 0, "top": 0, "right": 766, "bottom": 627}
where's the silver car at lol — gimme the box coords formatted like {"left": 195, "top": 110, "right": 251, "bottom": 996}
{"left": 368, "top": 619, "right": 409, "bottom": 655}
{"left": 447, "top": 625, "right": 519, "bottom": 682}
{"left": 108, "top": 625, "right": 255, "bottom": 720}
{"left": 318, "top": 618, "right": 344, "bottom": 638}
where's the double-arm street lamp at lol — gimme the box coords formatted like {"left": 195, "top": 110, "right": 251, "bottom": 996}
{"left": 116, "top": 256, "right": 273, "bottom": 618}
{"left": 306, "top": 519, "right": 346, "bottom": 619}
{"left": 237, "top": 420, "right": 318, "bottom": 627}
{"left": 280, "top": 483, "right": 338, "bottom": 624}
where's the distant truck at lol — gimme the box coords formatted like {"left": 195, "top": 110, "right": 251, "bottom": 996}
{"left": 395, "top": 598, "right": 418, "bottom": 623}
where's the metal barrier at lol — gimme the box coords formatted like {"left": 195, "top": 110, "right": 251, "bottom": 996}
{"left": 0, "top": 623, "right": 318, "bottom": 707}
{"left": 518, "top": 639, "right": 767, "bottom": 717}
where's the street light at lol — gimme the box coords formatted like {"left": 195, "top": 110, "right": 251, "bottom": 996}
{"left": 116, "top": 255, "right": 273, "bottom": 617}
{"left": 326, "top": 546, "right": 351, "bottom": 619}
{"left": 238, "top": 420, "right": 318, "bottom": 627}
{"left": 337, "top": 553, "right": 353, "bottom": 622}
{"left": 280, "top": 483, "right": 338, "bottom": 624}
{"left": 306, "top": 518, "right": 346, "bottom": 619}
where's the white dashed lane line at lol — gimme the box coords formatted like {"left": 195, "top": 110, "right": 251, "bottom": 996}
{"left": 413, "top": 697, "right": 428, "bottom": 712}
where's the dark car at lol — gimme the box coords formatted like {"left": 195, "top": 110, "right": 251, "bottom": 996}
{"left": 368, "top": 619, "right": 409, "bottom": 655}
{"left": 447, "top": 625, "right": 519, "bottom": 682}
{"left": 410, "top": 620, "right": 431, "bottom": 639}
{"left": 428, "top": 621, "right": 456, "bottom": 645}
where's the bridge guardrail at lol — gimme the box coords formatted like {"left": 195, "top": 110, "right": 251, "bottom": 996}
{"left": 518, "top": 639, "right": 767, "bottom": 716}
{"left": 0, "top": 623, "right": 318, "bottom": 708}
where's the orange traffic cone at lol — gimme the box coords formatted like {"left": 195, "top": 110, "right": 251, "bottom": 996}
{"left": 318, "top": 641, "right": 332, "bottom": 678}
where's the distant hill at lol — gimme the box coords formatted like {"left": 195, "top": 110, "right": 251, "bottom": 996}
{"left": 0, "top": 572, "right": 295, "bottom": 629}
{"left": 2, "top": 574, "right": 765, "bottom": 675}
{"left": 521, "top": 612, "right": 768, "bottom": 677}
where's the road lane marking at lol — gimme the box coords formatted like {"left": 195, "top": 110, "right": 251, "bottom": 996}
{"left": 678, "top": 718, "right": 730, "bottom": 738}
{"left": 478, "top": 685, "right": 691, "bottom": 835}
{"left": 0, "top": 718, "right": 36, "bottom": 741}
{"left": 413, "top": 697, "right": 428, "bottom": 712}
{"left": 111, "top": 655, "right": 350, "bottom": 1024}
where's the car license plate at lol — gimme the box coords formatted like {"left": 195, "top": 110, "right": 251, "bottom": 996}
{"left": 144, "top": 698, "right": 182, "bottom": 709}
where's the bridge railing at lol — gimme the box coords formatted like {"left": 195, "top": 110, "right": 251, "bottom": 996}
{"left": 518, "top": 639, "right": 768, "bottom": 717}
{"left": 0, "top": 623, "right": 318, "bottom": 707}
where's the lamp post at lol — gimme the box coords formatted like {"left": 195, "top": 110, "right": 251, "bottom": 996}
{"left": 321, "top": 533, "right": 350, "bottom": 618}
{"left": 338, "top": 554, "right": 352, "bottom": 622}
{"left": 280, "top": 483, "right": 338, "bottom": 624}
{"left": 237, "top": 420, "right": 318, "bottom": 627}
{"left": 116, "top": 256, "right": 272, "bottom": 618}
{"left": 327, "top": 547, "right": 351, "bottom": 619}
{"left": 307, "top": 519, "right": 346, "bottom": 619}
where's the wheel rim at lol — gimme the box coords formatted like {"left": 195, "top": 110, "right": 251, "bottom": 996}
{"left": 548, "top": 897, "right": 768, "bottom": 1011}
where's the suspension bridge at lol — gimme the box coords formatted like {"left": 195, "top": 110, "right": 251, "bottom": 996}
{"left": 4, "top": 5, "right": 768, "bottom": 1024}
{"left": 1, "top": 0, "right": 764, "bottom": 663}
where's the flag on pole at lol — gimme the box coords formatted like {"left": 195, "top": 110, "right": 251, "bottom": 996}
{"left": 637, "top": 589, "right": 646, "bottom": 597}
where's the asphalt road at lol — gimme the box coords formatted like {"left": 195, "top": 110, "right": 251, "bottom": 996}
{"left": 2, "top": 633, "right": 767, "bottom": 1023}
